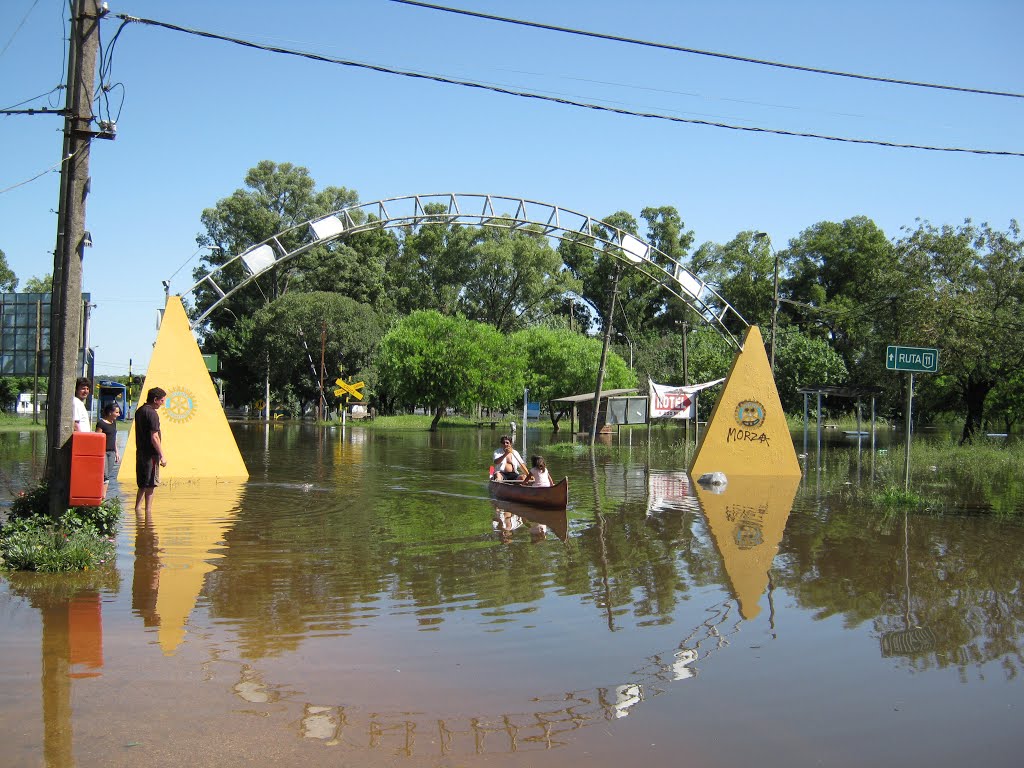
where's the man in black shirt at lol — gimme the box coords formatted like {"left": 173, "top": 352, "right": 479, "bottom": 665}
{"left": 135, "top": 387, "right": 168, "bottom": 515}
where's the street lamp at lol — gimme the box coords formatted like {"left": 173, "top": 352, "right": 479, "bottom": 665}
{"left": 754, "top": 232, "right": 779, "bottom": 372}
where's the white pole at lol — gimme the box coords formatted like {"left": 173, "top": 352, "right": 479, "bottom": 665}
{"left": 522, "top": 388, "right": 529, "bottom": 456}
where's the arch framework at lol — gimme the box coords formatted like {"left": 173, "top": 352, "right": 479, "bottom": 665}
{"left": 180, "top": 193, "right": 748, "bottom": 348}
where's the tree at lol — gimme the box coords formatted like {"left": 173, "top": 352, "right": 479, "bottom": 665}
{"left": 773, "top": 328, "right": 849, "bottom": 413}
{"left": 389, "top": 204, "right": 477, "bottom": 316}
{"left": 0, "top": 249, "right": 17, "bottom": 292}
{"left": 893, "top": 220, "right": 1024, "bottom": 443}
{"left": 782, "top": 216, "right": 898, "bottom": 381}
{"left": 512, "top": 326, "right": 636, "bottom": 427}
{"left": 192, "top": 161, "right": 361, "bottom": 328}
{"left": 377, "top": 311, "right": 526, "bottom": 430}
{"left": 22, "top": 274, "right": 52, "bottom": 293}
{"left": 459, "top": 221, "right": 580, "bottom": 332}
{"left": 690, "top": 230, "right": 775, "bottom": 331}
{"left": 252, "top": 292, "right": 385, "bottom": 414}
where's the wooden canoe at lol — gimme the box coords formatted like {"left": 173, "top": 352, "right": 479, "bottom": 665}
{"left": 489, "top": 477, "right": 568, "bottom": 509}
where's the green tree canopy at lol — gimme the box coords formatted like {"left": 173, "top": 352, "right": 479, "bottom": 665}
{"left": 22, "top": 274, "right": 52, "bottom": 293}
{"left": 512, "top": 326, "right": 636, "bottom": 426}
{"left": 377, "top": 311, "right": 526, "bottom": 430}
{"left": 0, "top": 249, "right": 17, "bottom": 292}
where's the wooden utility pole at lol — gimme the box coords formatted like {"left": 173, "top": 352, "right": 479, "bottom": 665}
{"left": 589, "top": 264, "right": 622, "bottom": 446}
{"left": 47, "top": 0, "right": 104, "bottom": 516}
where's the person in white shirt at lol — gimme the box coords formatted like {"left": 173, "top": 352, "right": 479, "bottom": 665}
{"left": 73, "top": 377, "right": 92, "bottom": 432}
{"left": 492, "top": 435, "right": 527, "bottom": 480}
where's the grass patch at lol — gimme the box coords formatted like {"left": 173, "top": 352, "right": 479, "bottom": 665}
{"left": 869, "top": 485, "right": 926, "bottom": 507}
{"left": 0, "top": 413, "right": 46, "bottom": 432}
{"left": 0, "top": 483, "right": 122, "bottom": 572}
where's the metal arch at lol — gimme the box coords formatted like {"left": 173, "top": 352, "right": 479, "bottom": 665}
{"left": 181, "top": 193, "right": 749, "bottom": 349}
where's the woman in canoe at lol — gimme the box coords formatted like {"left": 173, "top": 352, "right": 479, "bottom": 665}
{"left": 492, "top": 435, "right": 528, "bottom": 481}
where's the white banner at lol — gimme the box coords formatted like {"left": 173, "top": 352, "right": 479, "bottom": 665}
{"left": 648, "top": 378, "right": 724, "bottom": 420}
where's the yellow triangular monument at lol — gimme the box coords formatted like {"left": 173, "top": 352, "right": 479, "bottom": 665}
{"left": 689, "top": 325, "right": 800, "bottom": 479}
{"left": 118, "top": 296, "right": 248, "bottom": 482}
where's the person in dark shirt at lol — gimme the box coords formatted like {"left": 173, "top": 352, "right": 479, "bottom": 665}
{"left": 134, "top": 387, "right": 167, "bottom": 515}
{"left": 95, "top": 401, "right": 121, "bottom": 497}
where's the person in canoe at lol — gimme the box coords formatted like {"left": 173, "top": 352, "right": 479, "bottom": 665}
{"left": 492, "top": 435, "right": 528, "bottom": 481}
{"left": 526, "top": 455, "right": 553, "bottom": 487}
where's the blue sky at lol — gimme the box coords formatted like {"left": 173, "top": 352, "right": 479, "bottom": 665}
{"left": 2, "top": 0, "right": 1021, "bottom": 375}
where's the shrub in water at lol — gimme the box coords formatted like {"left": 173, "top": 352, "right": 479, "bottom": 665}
{"left": 1, "top": 483, "right": 121, "bottom": 572}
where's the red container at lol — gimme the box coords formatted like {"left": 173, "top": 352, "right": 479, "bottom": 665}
{"left": 69, "top": 431, "right": 105, "bottom": 506}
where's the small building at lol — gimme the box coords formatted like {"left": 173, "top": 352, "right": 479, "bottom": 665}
{"left": 550, "top": 388, "right": 639, "bottom": 434}
{"left": 16, "top": 392, "right": 47, "bottom": 415}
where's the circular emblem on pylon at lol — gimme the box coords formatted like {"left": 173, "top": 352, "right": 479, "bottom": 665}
{"left": 163, "top": 387, "right": 198, "bottom": 423}
{"left": 735, "top": 400, "right": 765, "bottom": 428}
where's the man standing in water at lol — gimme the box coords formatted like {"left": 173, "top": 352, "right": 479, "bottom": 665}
{"left": 135, "top": 387, "right": 168, "bottom": 515}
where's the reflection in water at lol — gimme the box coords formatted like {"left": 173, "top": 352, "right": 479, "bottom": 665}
{"left": 695, "top": 474, "right": 800, "bottom": 619}
{"left": 2, "top": 426, "right": 1023, "bottom": 765}
{"left": 4, "top": 571, "right": 117, "bottom": 768}
{"left": 139, "top": 481, "right": 244, "bottom": 655}
{"left": 491, "top": 500, "right": 568, "bottom": 543}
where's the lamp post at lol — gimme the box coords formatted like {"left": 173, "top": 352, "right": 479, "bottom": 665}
{"left": 754, "top": 232, "right": 779, "bottom": 372}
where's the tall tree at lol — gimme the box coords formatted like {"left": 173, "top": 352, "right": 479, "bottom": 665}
{"left": 894, "top": 219, "right": 1024, "bottom": 443}
{"left": 22, "top": 274, "right": 52, "bottom": 293}
{"left": 512, "top": 326, "right": 636, "bottom": 427}
{"left": 459, "top": 220, "right": 580, "bottom": 332}
{"left": 377, "top": 311, "right": 526, "bottom": 430}
{"left": 0, "top": 249, "right": 17, "bottom": 292}
{"left": 193, "top": 161, "right": 361, "bottom": 328}
{"left": 390, "top": 204, "right": 476, "bottom": 316}
{"left": 251, "top": 292, "right": 385, "bottom": 414}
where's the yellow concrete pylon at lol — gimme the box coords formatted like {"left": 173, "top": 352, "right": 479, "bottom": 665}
{"left": 118, "top": 296, "right": 248, "bottom": 483}
{"left": 689, "top": 325, "right": 801, "bottom": 479}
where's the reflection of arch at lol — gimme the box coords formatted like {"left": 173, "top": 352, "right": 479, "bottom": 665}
{"left": 182, "top": 193, "right": 748, "bottom": 349}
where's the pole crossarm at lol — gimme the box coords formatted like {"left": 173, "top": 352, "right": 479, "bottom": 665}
{"left": 181, "top": 193, "right": 748, "bottom": 349}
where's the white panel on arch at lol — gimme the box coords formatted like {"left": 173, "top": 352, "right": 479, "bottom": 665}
{"left": 241, "top": 244, "right": 276, "bottom": 276}
{"left": 310, "top": 215, "right": 346, "bottom": 240}
{"left": 620, "top": 233, "right": 648, "bottom": 263}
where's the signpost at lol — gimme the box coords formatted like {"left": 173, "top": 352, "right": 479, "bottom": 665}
{"left": 886, "top": 346, "right": 940, "bottom": 490}
{"left": 333, "top": 372, "right": 366, "bottom": 428}
{"left": 886, "top": 346, "right": 939, "bottom": 373}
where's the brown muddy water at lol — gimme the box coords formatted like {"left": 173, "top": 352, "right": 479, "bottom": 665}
{"left": 1, "top": 424, "right": 1022, "bottom": 768}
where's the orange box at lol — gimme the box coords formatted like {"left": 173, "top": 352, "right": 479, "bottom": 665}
{"left": 70, "top": 431, "right": 106, "bottom": 506}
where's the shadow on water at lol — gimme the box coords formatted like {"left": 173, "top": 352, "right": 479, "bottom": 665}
{"left": 1, "top": 424, "right": 1023, "bottom": 765}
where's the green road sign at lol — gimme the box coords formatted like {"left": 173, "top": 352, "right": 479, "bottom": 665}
{"left": 886, "top": 345, "right": 939, "bottom": 373}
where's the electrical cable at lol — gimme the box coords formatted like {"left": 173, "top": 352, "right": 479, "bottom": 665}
{"left": 112, "top": 14, "right": 1024, "bottom": 158}
{"left": 0, "top": 0, "right": 42, "bottom": 59}
{"left": 389, "top": 0, "right": 1024, "bottom": 100}
{"left": 0, "top": 147, "right": 81, "bottom": 196}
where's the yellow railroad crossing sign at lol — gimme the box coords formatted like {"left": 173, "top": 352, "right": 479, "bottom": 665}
{"left": 334, "top": 379, "right": 366, "bottom": 401}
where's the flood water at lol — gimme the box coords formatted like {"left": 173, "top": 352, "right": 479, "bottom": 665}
{"left": 1, "top": 424, "right": 1023, "bottom": 768}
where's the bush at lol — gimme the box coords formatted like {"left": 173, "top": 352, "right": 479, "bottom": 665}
{"left": 1, "top": 483, "right": 122, "bottom": 572}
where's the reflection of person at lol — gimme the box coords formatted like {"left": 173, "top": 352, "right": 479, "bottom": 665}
{"left": 491, "top": 435, "right": 527, "bottom": 481}
{"left": 527, "top": 455, "right": 553, "bottom": 487}
{"left": 131, "top": 514, "right": 160, "bottom": 627}
{"left": 73, "top": 377, "right": 91, "bottom": 432}
{"left": 529, "top": 523, "right": 548, "bottom": 543}
{"left": 134, "top": 387, "right": 167, "bottom": 515}
{"left": 493, "top": 508, "right": 522, "bottom": 543}
{"left": 96, "top": 402, "right": 121, "bottom": 497}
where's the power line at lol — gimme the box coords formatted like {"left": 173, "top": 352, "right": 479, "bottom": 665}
{"left": 389, "top": 0, "right": 1024, "bottom": 100}
{"left": 112, "top": 14, "right": 1024, "bottom": 158}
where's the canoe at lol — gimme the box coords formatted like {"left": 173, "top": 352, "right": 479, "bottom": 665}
{"left": 489, "top": 477, "right": 568, "bottom": 510}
